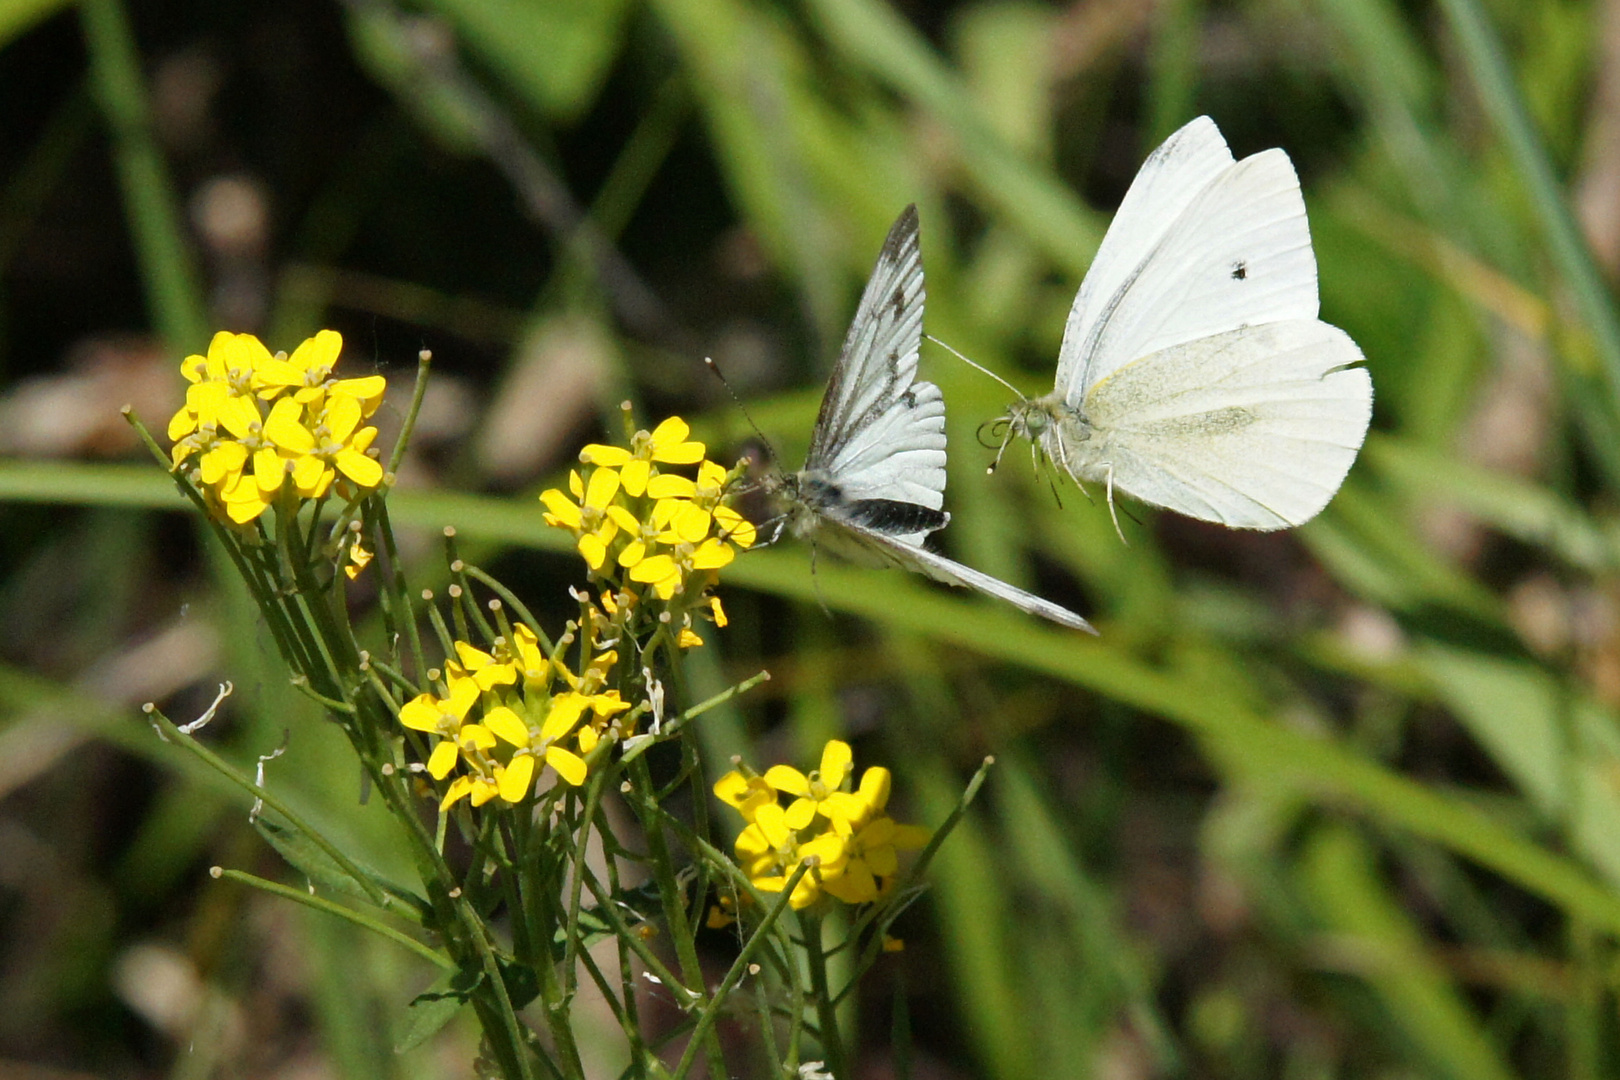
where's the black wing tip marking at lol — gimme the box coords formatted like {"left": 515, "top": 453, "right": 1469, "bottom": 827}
{"left": 881, "top": 205, "right": 920, "bottom": 262}
{"left": 1231, "top": 260, "right": 1248, "bottom": 280}
{"left": 843, "top": 498, "right": 949, "bottom": 536}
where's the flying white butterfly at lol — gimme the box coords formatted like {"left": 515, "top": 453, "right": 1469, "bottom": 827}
{"left": 977, "top": 116, "right": 1372, "bottom": 533}
{"left": 764, "top": 205, "right": 1095, "bottom": 633}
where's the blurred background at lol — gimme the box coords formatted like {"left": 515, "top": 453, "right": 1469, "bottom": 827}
{"left": 3, "top": 0, "right": 1620, "bottom": 1076}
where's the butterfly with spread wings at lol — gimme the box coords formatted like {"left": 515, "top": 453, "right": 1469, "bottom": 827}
{"left": 766, "top": 205, "right": 1095, "bottom": 634}
{"left": 983, "top": 117, "right": 1372, "bottom": 534}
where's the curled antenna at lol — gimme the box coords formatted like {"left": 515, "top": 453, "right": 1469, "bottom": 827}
{"left": 703, "top": 356, "right": 779, "bottom": 469}
{"left": 924, "top": 333, "right": 1027, "bottom": 400}
{"left": 975, "top": 417, "right": 1010, "bottom": 450}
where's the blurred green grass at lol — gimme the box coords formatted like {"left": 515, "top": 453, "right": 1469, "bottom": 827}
{"left": 4, "top": 0, "right": 1620, "bottom": 1076}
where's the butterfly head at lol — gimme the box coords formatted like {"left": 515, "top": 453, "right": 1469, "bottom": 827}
{"left": 987, "top": 398, "right": 1049, "bottom": 475}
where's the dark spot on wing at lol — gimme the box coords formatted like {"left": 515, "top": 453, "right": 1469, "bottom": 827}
{"left": 1231, "top": 260, "right": 1248, "bottom": 280}
{"left": 844, "top": 498, "right": 948, "bottom": 535}
{"left": 891, "top": 285, "right": 906, "bottom": 319}
{"left": 902, "top": 388, "right": 916, "bottom": 408}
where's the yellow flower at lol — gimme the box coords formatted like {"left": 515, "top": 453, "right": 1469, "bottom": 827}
{"left": 818, "top": 812, "right": 928, "bottom": 905}
{"left": 251, "top": 329, "right": 387, "bottom": 415}
{"left": 764, "top": 740, "right": 853, "bottom": 830}
{"left": 397, "top": 668, "right": 485, "bottom": 780}
{"left": 714, "top": 768, "right": 775, "bottom": 822}
{"left": 581, "top": 416, "right": 706, "bottom": 496}
{"left": 167, "top": 330, "right": 389, "bottom": 525}
{"left": 817, "top": 765, "right": 929, "bottom": 905}
{"left": 441, "top": 770, "right": 501, "bottom": 810}
{"left": 627, "top": 537, "right": 736, "bottom": 600}
{"left": 645, "top": 459, "right": 733, "bottom": 542}
{"left": 733, "top": 802, "right": 846, "bottom": 910}
{"left": 481, "top": 695, "right": 591, "bottom": 798}
{"left": 454, "top": 641, "right": 518, "bottom": 692}
{"left": 263, "top": 394, "right": 383, "bottom": 499}
{"left": 541, "top": 467, "right": 627, "bottom": 570}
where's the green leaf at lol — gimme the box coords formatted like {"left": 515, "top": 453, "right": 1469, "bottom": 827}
{"left": 397, "top": 967, "right": 479, "bottom": 1053}
{"left": 255, "top": 817, "right": 427, "bottom": 915}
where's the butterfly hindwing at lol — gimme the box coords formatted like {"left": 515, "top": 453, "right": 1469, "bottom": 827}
{"left": 1083, "top": 319, "right": 1371, "bottom": 528}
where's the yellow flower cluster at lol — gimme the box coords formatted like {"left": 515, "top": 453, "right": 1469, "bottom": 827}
{"left": 714, "top": 740, "right": 929, "bottom": 910}
{"left": 541, "top": 416, "right": 755, "bottom": 648}
{"left": 167, "top": 330, "right": 386, "bottom": 524}
{"left": 399, "top": 622, "right": 636, "bottom": 809}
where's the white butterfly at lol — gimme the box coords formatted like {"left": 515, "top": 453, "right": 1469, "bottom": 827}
{"left": 979, "top": 116, "right": 1372, "bottom": 533}
{"left": 767, "top": 205, "right": 1095, "bottom": 633}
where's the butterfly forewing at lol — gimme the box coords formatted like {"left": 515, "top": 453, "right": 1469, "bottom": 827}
{"left": 1065, "top": 145, "right": 1320, "bottom": 401}
{"left": 805, "top": 205, "right": 942, "bottom": 511}
{"left": 1056, "top": 116, "right": 1235, "bottom": 395}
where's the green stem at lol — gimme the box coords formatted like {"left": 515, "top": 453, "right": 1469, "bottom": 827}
{"left": 799, "top": 910, "right": 848, "bottom": 1078}
{"left": 218, "top": 869, "right": 452, "bottom": 969}
{"left": 671, "top": 863, "right": 806, "bottom": 1080}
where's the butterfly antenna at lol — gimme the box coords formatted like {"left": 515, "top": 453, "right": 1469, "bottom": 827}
{"left": 924, "top": 334, "right": 1026, "bottom": 399}
{"left": 703, "top": 356, "right": 779, "bottom": 469}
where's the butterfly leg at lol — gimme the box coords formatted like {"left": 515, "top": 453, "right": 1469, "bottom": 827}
{"left": 809, "top": 542, "right": 833, "bottom": 617}
{"left": 752, "top": 514, "right": 789, "bottom": 549}
{"left": 1104, "top": 462, "right": 1128, "bottom": 546}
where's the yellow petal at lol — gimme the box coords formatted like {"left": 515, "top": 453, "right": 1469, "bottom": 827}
{"left": 581, "top": 444, "right": 631, "bottom": 466}
{"left": 290, "top": 454, "right": 327, "bottom": 497}
{"left": 483, "top": 705, "right": 531, "bottom": 747}
{"left": 646, "top": 474, "right": 696, "bottom": 499}
{"left": 427, "top": 740, "right": 460, "bottom": 780}
{"left": 261, "top": 397, "right": 312, "bottom": 452}
{"left": 541, "top": 693, "right": 589, "bottom": 741}
{"left": 439, "top": 776, "right": 474, "bottom": 811}
{"left": 584, "top": 466, "right": 621, "bottom": 509}
{"left": 618, "top": 539, "right": 647, "bottom": 569}
{"left": 856, "top": 766, "right": 892, "bottom": 812}
{"left": 672, "top": 503, "right": 711, "bottom": 544}
{"left": 766, "top": 765, "right": 811, "bottom": 798}
{"left": 714, "top": 507, "right": 756, "bottom": 548}
{"left": 710, "top": 596, "right": 728, "bottom": 627}
{"left": 337, "top": 448, "right": 383, "bottom": 488}
{"left": 323, "top": 393, "right": 362, "bottom": 443}
{"left": 620, "top": 458, "right": 651, "bottom": 497}
{"left": 216, "top": 395, "right": 262, "bottom": 441}
{"left": 783, "top": 797, "right": 816, "bottom": 830}
{"left": 605, "top": 505, "right": 640, "bottom": 533}
{"left": 628, "top": 554, "right": 676, "bottom": 586}
{"left": 499, "top": 753, "right": 536, "bottom": 803}
{"left": 578, "top": 533, "right": 608, "bottom": 571}
{"left": 820, "top": 740, "right": 853, "bottom": 788}
{"left": 546, "top": 746, "right": 588, "bottom": 787}
{"left": 290, "top": 328, "right": 341, "bottom": 371}
{"left": 755, "top": 802, "right": 791, "bottom": 848}
{"left": 540, "top": 489, "right": 582, "bottom": 529}
{"left": 677, "top": 627, "right": 702, "bottom": 649}
{"left": 458, "top": 724, "right": 497, "bottom": 750}
{"left": 690, "top": 538, "right": 735, "bottom": 570}
{"left": 398, "top": 693, "right": 442, "bottom": 732}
